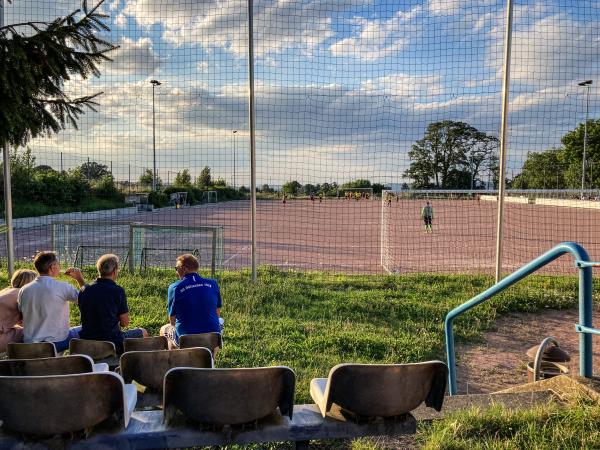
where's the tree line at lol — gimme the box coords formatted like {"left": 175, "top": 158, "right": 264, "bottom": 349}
{"left": 511, "top": 119, "right": 600, "bottom": 189}
{"left": 404, "top": 119, "right": 598, "bottom": 191}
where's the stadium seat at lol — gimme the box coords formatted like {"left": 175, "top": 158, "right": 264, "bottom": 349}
{"left": 123, "top": 335, "right": 168, "bottom": 352}
{"left": 69, "top": 339, "right": 119, "bottom": 368}
{"left": 6, "top": 342, "right": 57, "bottom": 359}
{"left": 120, "top": 347, "right": 213, "bottom": 408}
{"left": 310, "top": 361, "right": 448, "bottom": 419}
{"left": 0, "top": 371, "right": 137, "bottom": 435}
{"left": 163, "top": 366, "right": 295, "bottom": 426}
{"left": 0, "top": 354, "right": 108, "bottom": 375}
{"left": 179, "top": 332, "right": 223, "bottom": 356}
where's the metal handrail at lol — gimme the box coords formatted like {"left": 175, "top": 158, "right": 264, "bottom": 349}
{"left": 445, "top": 242, "right": 593, "bottom": 395}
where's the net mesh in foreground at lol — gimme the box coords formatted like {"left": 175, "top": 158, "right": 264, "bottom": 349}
{"left": 1, "top": 1, "right": 599, "bottom": 276}
{"left": 381, "top": 190, "right": 600, "bottom": 274}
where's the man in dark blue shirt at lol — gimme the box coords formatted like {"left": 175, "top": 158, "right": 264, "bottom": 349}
{"left": 78, "top": 254, "right": 147, "bottom": 353}
{"left": 160, "top": 254, "right": 222, "bottom": 348}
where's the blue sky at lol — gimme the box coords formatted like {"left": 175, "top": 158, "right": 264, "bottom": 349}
{"left": 5, "top": 0, "right": 599, "bottom": 185}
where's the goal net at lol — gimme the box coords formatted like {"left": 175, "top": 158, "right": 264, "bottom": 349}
{"left": 381, "top": 189, "right": 600, "bottom": 274}
{"left": 52, "top": 221, "right": 224, "bottom": 276}
{"left": 337, "top": 187, "right": 374, "bottom": 200}
{"left": 201, "top": 191, "right": 218, "bottom": 204}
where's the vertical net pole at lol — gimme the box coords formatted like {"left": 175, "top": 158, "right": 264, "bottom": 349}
{"left": 495, "top": 0, "right": 514, "bottom": 283}
{"left": 0, "top": 1, "right": 14, "bottom": 277}
{"left": 128, "top": 225, "right": 135, "bottom": 272}
{"left": 247, "top": 0, "right": 257, "bottom": 282}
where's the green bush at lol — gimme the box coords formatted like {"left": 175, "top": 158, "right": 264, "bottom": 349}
{"left": 148, "top": 190, "right": 169, "bottom": 208}
{"left": 92, "top": 175, "right": 124, "bottom": 202}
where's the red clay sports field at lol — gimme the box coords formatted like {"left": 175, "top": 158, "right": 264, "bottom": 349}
{"left": 6, "top": 198, "right": 600, "bottom": 274}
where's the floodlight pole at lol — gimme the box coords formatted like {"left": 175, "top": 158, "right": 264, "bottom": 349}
{"left": 248, "top": 0, "right": 257, "bottom": 282}
{"left": 0, "top": 1, "right": 14, "bottom": 277}
{"left": 494, "top": 0, "right": 514, "bottom": 283}
{"left": 579, "top": 80, "right": 593, "bottom": 198}
{"left": 150, "top": 79, "right": 161, "bottom": 191}
{"left": 233, "top": 130, "right": 238, "bottom": 189}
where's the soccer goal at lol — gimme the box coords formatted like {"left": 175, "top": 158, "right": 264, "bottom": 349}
{"left": 52, "top": 221, "right": 224, "bottom": 276}
{"left": 169, "top": 192, "right": 188, "bottom": 207}
{"left": 129, "top": 224, "right": 224, "bottom": 276}
{"left": 337, "top": 187, "right": 374, "bottom": 200}
{"left": 380, "top": 189, "right": 600, "bottom": 275}
{"left": 201, "top": 190, "right": 218, "bottom": 203}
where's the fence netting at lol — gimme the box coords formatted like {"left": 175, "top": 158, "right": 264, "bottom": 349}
{"left": 1, "top": 0, "right": 599, "bottom": 276}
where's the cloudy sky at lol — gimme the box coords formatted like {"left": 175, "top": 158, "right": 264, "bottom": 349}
{"left": 5, "top": 0, "right": 599, "bottom": 186}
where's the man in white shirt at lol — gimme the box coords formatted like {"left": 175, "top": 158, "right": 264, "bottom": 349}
{"left": 18, "top": 251, "right": 86, "bottom": 352}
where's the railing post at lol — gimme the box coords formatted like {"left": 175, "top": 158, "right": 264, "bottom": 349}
{"left": 445, "top": 317, "right": 457, "bottom": 395}
{"left": 579, "top": 262, "right": 593, "bottom": 378}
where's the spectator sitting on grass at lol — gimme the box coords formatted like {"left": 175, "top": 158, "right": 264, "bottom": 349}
{"left": 160, "top": 254, "right": 222, "bottom": 349}
{"left": 0, "top": 269, "right": 37, "bottom": 352}
{"left": 78, "top": 254, "right": 148, "bottom": 354}
{"left": 18, "top": 251, "right": 85, "bottom": 352}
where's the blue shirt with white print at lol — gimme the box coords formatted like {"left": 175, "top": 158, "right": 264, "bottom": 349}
{"left": 167, "top": 272, "right": 222, "bottom": 342}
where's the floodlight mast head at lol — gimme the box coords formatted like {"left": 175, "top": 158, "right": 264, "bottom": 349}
{"left": 150, "top": 79, "right": 162, "bottom": 86}
{"left": 578, "top": 80, "right": 593, "bottom": 86}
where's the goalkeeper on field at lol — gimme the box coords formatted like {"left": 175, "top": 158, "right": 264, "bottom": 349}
{"left": 421, "top": 201, "right": 434, "bottom": 233}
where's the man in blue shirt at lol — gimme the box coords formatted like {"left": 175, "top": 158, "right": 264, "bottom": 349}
{"left": 160, "top": 254, "right": 222, "bottom": 349}
{"left": 78, "top": 254, "right": 148, "bottom": 354}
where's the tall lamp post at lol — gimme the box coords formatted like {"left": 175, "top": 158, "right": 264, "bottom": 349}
{"left": 232, "top": 130, "right": 238, "bottom": 189}
{"left": 150, "top": 79, "right": 161, "bottom": 191}
{"left": 579, "top": 80, "right": 593, "bottom": 198}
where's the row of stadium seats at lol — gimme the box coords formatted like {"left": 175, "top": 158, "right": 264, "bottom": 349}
{"left": 0, "top": 337, "right": 447, "bottom": 448}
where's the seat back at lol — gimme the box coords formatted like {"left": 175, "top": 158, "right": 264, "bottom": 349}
{"left": 164, "top": 366, "right": 295, "bottom": 425}
{"left": 0, "top": 372, "right": 129, "bottom": 435}
{"left": 6, "top": 342, "right": 57, "bottom": 359}
{"left": 324, "top": 361, "right": 448, "bottom": 418}
{"left": 69, "top": 338, "right": 116, "bottom": 360}
{"left": 120, "top": 347, "right": 212, "bottom": 392}
{"left": 0, "top": 355, "right": 95, "bottom": 376}
{"left": 123, "top": 336, "right": 168, "bottom": 352}
{"left": 179, "top": 332, "right": 222, "bottom": 354}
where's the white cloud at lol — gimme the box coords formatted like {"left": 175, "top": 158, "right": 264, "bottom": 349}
{"left": 428, "top": 0, "right": 461, "bottom": 16}
{"left": 511, "top": 14, "right": 600, "bottom": 87}
{"left": 121, "top": 0, "right": 363, "bottom": 58}
{"left": 103, "top": 37, "right": 160, "bottom": 76}
{"left": 329, "top": 7, "right": 421, "bottom": 61}
{"left": 359, "top": 74, "right": 445, "bottom": 98}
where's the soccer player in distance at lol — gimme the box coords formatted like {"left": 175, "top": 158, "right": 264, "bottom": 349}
{"left": 421, "top": 201, "right": 434, "bottom": 233}
{"left": 160, "top": 254, "right": 222, "bottom": 349}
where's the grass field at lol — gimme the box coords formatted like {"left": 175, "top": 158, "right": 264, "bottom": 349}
{"left": 2, "top": 266, "right": 597, "bottom": 448}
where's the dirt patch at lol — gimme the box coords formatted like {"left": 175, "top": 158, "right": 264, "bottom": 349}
{"left": 456, "top": 308, "right": 600, "bottom": 394}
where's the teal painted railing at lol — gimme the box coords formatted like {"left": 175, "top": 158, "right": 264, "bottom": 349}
{"left": 445, "top": 242, "right": 598, "bottom": 395}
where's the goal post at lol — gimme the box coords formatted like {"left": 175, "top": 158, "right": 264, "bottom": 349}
{"left": 51, "top": 221, "right": 224, "bottom": 276}
{"left": 201, "top": 190, "right": 218, "bottom": 203}
{"left": 129, "top": 224, "right": 224, "bottom": 276}
{"left": 380, "top": 189, "right": 600, "bottom": 274}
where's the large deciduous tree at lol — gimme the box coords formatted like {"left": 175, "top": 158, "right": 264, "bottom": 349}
{"left": 511, "top": 119, "right": 600, "bottom": 190}
{"left": 0, "top": 0, "right": 116, "bottom": 148}
{"left": 174, "top": 169, "right": 192, "bottom": 187}
{"left": 404, "top": 121, "right": 498, "bottom": 189}
{"left": 79, "top": 161, "right": 110, "bottom": 181}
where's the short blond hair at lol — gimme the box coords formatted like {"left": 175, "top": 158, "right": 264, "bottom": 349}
{"left": 96, "top": 254, "right": 119, "bottom": 277}
{"left": 176, "top": 254, "right": 199, "bottom": 272}
{"left": 11, "top": 269, "right": 37, "bottom": 288}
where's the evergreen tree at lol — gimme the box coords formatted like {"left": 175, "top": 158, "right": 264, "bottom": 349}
{"left": 0, "top": 0, "right": 116, "bottom": 148}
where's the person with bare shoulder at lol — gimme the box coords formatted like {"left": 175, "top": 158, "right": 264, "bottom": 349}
{"left": 18, "top": 251, "right": 86, "bottom": 352}
{"left": 0, "top": 269, "right": 37, "bottom": 352}
{"left": 78, "top": 254, "right": 148, "bottom": 354}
